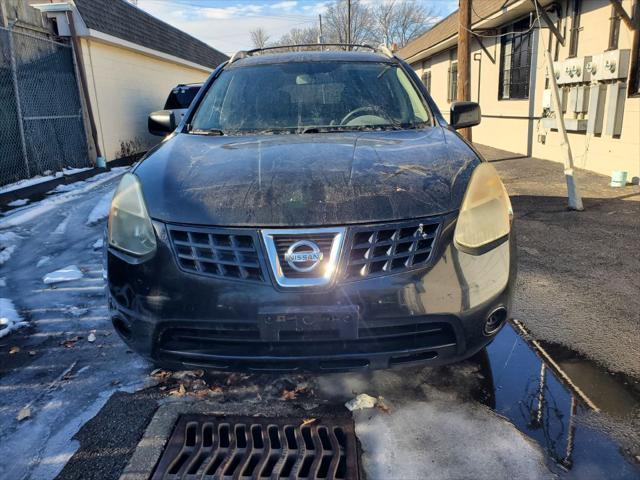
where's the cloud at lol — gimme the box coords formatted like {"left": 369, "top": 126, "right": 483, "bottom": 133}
{"left": 136, "top": 0, "right": 318, "bottom": 53}
{"left": 134, "top": 0, "right": 457, "bottom": 55}
{"left": 199, "top": 4, "right": 264, "bottom": 19}
{"left": 271, "top": 1, "right": 298, "bottom": 10}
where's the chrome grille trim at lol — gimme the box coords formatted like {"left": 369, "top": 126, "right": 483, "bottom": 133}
{"left": 167, "top": 225, "right": 266, "bottom": 283}
{"left": 261, "top": 227, "right": 345, "bottom": 288}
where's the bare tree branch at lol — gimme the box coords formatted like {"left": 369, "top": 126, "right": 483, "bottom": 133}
{"left": 250, "top": 28, "right": 270, "bottom": 49}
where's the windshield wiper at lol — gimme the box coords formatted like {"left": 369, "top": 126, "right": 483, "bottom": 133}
{"left": 189, "top": 127, "right": 225, "bottom": 136}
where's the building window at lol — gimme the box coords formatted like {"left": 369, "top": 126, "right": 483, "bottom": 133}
{"left": 499, "top": 17, "right": 533, "bottom": 100}
{"left": 422, "top": 69, "right": 432, "bottom": 91}
{"left": 447, "top": 49, "right": 458, "bottom": 102}
{"left": 568, "top": 0, "right": 581, "bottom": 58}
{"left": 447, "top": 63, "right": 457, "bottom": 101}
{"left": 608, "top": 5, "right": 621, "bottom": 50}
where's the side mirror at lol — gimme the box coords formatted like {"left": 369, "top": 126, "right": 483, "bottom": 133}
{"left": 450, "top": 101, "right": 481, "bottom": 129}
{"left": 148, "top": 110, "right": 176, "bottom": 136}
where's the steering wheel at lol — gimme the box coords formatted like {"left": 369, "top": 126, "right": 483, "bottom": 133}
{"left": 340, "top": 106, "right": 391, "bottom": 126}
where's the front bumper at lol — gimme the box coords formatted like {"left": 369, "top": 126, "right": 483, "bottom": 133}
{"left": 107, "top": 218, "right": 516, "bottom": 372}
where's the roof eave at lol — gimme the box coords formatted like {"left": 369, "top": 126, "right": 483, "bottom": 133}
{"left": 398, "top": 0, "right": 549, "bottom": 64}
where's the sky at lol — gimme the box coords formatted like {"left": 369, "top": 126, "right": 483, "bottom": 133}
{"left": 135, "top": 0, "right": 458, "bottom": 56}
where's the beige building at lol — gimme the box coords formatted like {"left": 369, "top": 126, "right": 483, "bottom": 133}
{"left": 30, "top": 0, "right": 227, "bottom": 162}
{"left": 399, "top": 0, "right": 640, "bottom": 181}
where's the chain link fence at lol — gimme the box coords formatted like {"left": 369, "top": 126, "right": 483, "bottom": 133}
{"left": 0, "top": 26, "right": 91, "bottom": 187}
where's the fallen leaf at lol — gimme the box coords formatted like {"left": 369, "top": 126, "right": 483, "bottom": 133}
{"left": 150, "top": 369, "right": 172, "bottom": 380}
{"left": 9, "top": 346, "right": 20, "bottom": 355}
{"left": 177, "top": 384, "right": 186, "bottom": 396}
{"left": 61, "top": 336, "right": 82, "bottom": 348}
{"left": 301, "top": 418, "right": 317, "bottom": 426}
{"left": 376, "top": 396, "right": 391, "bottom": 414}
{"left": 17, "top": 406, "right": 31, "bottom": 421}
{"left": 281, "top": 389, "right": 297, "bottom": 401}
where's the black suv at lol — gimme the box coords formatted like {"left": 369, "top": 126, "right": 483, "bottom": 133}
{"left": 107, "top": 46, "right": 515, "bottom": 372}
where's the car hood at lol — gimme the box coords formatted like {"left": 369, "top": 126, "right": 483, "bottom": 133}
{"left": 135, "top": 128, "right": 480, "bottom": 227}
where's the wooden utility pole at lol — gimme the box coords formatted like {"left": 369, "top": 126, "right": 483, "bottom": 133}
{"left": 457, "top": 0, "right": 472, "bottom": 141}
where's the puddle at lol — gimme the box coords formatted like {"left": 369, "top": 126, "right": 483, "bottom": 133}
{"left": 484, "top": 322, "right": 640, "bottom": 478}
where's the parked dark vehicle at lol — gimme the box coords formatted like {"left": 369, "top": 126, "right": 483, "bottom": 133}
{"left": 148, "top": 83, "right": 202, "bottom": 136}
{"left": 108, "top": 47, "right": 515, "bottom": 372}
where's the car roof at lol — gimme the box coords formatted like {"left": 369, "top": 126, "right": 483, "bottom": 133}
{"left": 228, "top": 50, "right": 395, "bottom": 68}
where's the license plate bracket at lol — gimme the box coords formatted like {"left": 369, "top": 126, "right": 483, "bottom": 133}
{"left": 257, "top": 305, "right": 360, "bottom": 341}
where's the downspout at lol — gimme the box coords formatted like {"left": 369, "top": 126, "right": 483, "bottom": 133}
{"left": 65, "top": 11, "right": 104, "bottom": 163}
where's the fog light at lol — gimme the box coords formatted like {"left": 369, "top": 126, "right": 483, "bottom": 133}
{"left": 484, "top": 307, "right": 507, "bottom": 335}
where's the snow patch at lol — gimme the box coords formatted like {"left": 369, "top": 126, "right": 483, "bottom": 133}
{"left": 355, "top": 401, "right": 554, "bottom": 480}
{"left": 0, "top": 173, "right": 61, "bottom": 194}
{"left": 86, "top": 189, "right": 114, "bottom": 226}
{"left": 0, "top": 231, "right": 21, "bottom": 265}
{"left": 62, "top": 167, "right": 92, "bottom": 175}
{"left": 36, "top": 256, "right": 51, "bottom": 268}
{"left": 0, "top": 168, "right": 128, "bottom": 229}
{"left": 7, "top": 198, "right": 29, "bottom": 207}
{"left": 53, "top": 215, "right": 70, "bottom": 235}
{"left": 43, "top": 265, "right": 83, "bottom": 284}
{"left": 0, "top": 298, "right": 28, "bottom": 338}
{"left": 92, "top": 237, "right": 103, "bottom": 250}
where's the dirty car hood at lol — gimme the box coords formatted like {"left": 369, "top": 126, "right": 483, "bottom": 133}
{"left": 134, "top": 128, "right": 480, "bottom": 227}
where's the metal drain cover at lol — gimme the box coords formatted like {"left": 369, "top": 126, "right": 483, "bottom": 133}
{"left": 151, "top": 415, "right": 361, "bottom": 480}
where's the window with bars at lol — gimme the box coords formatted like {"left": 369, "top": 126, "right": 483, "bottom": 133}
{"left": 421, "top": 69, "right": 432, "bottom": 91}
{"left": 447, "top": 63, "right": 457, "bottom": 102}
{"left": 499, "top": 17, "right": 533, "bottom": 100}
{"left": 447, "top": 48, "right": 458, "bottom": 102}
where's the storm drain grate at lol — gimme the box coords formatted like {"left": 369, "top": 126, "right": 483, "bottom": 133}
{"left": 151, "top": 415, "right": 361, "bottom": 480}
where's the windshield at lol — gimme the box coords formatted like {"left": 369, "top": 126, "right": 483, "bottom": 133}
{"left": 164, "top": 85, "right": 200, "bottom": 110}
{"left": 189, "top": 61, "right": 431, "bottom": 134}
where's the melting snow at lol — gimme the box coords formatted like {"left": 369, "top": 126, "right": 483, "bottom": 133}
{"left": 0, "top": 232, "right": 21, "bottom": 265}
{"left": 86, "top": 189, "right": 114, "bottom": 226}
{"left": 0, "top": 168, "right": 127, "bottom": 229}
{"left": 355, "top": 401, "right": 554, "bottom": 480}
{"left": 7, "top": 199, "right": 29, "bottom": 207}
{"left": 43, "top": 265, "right": 83, "bottom": 284}
{"left": 0, "top": 298, "right": 28, "bottom": 338}
{"left": 36, "top": 256, "right": 51, "bottom": 268}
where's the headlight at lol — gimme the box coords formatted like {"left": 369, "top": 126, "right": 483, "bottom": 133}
{"left": 454, "top": 163, "right": 512, "bottom": 255}
{"left": 108, "top": 173, "right": 157, "bottom": 256}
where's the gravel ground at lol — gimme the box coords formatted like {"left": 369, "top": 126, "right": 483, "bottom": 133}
{"left": 477, "top": 144, "right": 640, "bottom": 378}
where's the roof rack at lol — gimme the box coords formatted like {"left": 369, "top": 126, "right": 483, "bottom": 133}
{"left": 228, "top": 43, "right": 395, "bottom": 64}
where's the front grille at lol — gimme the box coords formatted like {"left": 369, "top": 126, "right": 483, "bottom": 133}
{"left": 157, "top": 320, "right": 456, "bottom": 359}
{"left": 151, "top": 415, "right": 360, "bottom": 480}
{"left": 344, "top": 219, "right": 440, "bottom": 280}
{"left": 168, "top": 226, "right": 265, "bottom": 283}
{"left": 273, "top": 234, "right": 336, "bottom": 278}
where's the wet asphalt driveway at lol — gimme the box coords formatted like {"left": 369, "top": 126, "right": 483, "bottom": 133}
{"left": 0, "top": 148, "right": 638, "bottom": 480}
